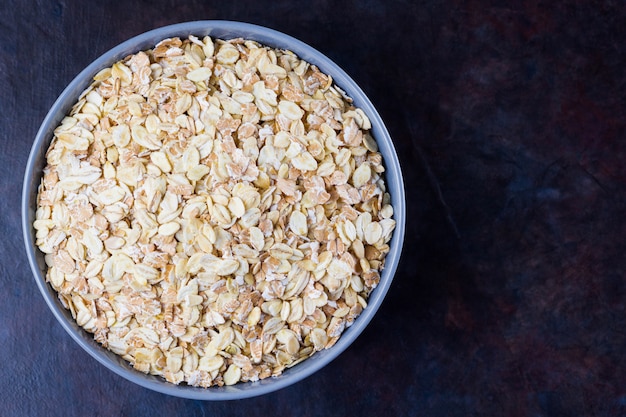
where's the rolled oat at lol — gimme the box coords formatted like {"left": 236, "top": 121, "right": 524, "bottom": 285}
{"left": 35, "top": 35, "right": 395, "bottom": 387}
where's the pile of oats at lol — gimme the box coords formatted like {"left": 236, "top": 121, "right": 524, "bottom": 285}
{"left": 34, "top": 35, "right": 395, "bottom": 387}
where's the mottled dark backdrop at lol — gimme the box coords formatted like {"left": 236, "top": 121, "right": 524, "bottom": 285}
{"left": 2, "top": 0, "right": 625, "bottom": 416}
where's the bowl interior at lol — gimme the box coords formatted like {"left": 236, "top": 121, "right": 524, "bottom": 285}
{"left": 22, "top": 20, "right": 406, "bottom": 400}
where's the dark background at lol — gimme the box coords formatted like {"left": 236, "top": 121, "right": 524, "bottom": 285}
{"left": 2, "top": 1, "right": 625, "bottom": 416}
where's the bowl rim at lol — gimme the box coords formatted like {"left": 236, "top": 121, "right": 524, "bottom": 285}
{"left": 22, "top": 20, "right": 406, "bottom": 400}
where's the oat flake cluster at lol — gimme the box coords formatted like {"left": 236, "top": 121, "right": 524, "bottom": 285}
{"left": 34, "top": 35, "right": 395, "bottom": 387}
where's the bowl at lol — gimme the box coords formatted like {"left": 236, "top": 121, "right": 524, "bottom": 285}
{"left": 22, "top": 20, "right": 405, "bottom": 400}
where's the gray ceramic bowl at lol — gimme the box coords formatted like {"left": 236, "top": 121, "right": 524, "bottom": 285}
{"left": 22, "top": 21, "right": 405, "bottom": 400}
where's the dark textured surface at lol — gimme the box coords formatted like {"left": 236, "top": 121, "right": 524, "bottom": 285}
{"left": 2, "top": 1, "right": 626, "bottom": 415}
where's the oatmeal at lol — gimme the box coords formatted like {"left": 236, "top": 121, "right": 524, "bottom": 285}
{"left": 34, "top": 35, "right": 395, "bottom": 387}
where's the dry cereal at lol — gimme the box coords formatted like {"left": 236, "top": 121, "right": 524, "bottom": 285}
{"left": 35, "top": 35, "right": 396, "bottom": 387}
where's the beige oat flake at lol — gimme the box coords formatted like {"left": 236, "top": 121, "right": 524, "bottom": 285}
{"left": 35, "top": 35, "right": 395, "bottom": 388}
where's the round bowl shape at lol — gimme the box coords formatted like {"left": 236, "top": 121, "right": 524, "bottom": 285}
{"left": 22, "top": 21, "right": 406, "bottom": 400}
